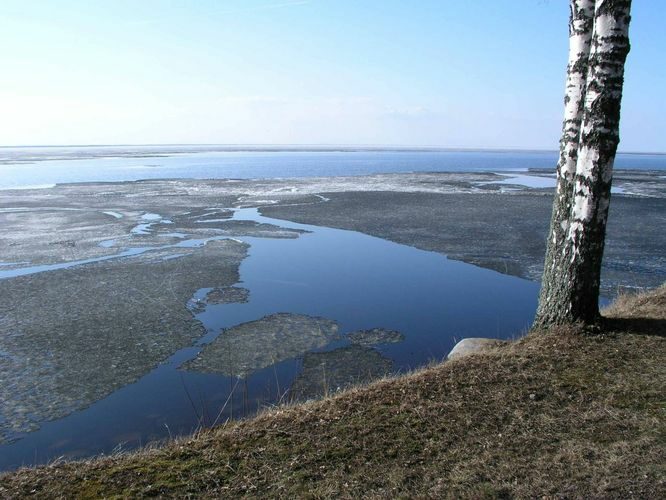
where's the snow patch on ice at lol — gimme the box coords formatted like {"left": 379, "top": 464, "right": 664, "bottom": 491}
{"left": 141, "top": 213, "right": 162, "bottom": 221}
{"left": 161, "top": 253, "right": 187, "bottom": 261}
{"left": 98, "top": 239, "right": 117, "bottom": 248}
{"left": 0, "top": 184, "right": 56, "bottom": 191}
{"left": 492, "top": 173, "right": 556, "bottom": 189}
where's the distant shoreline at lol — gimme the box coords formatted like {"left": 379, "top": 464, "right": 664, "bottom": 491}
{"left": 1, "top": 148, "right": 665, "bottom": 191}
{"left": 1, "top": 144, "right": 665, "bottom": 155}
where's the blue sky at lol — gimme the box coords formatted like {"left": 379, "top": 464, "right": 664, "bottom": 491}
{"left": 1, "top": 0, "right": 664, "bottom": 151}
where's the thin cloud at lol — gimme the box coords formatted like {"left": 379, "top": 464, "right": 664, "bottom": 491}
{"left": 125, "top": 1, "right": 311, "bottom": 26}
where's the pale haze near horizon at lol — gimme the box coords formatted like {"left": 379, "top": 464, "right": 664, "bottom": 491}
{"left": 1, "top": 0, "right": 664, "bottom": 152}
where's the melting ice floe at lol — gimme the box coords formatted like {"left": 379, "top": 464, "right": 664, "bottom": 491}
{"left": 0, "top": 208, "right": 271, "bottom": 280}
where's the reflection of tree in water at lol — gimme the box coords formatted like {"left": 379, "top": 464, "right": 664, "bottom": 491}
{"left": 183, "top": 313, "right": 340, "bottom": 378}
{"left": 289, "top": 344, "right": 394, "bottom": 402}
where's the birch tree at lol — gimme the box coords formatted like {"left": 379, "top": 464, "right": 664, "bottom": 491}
{"left": 534, "top": 0, "right": 632, "bottom": 327}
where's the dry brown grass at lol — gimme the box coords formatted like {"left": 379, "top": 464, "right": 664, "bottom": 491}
{"left": 604, "top": 284, "right": 666, "bottom": 318}
{"left": 1, "top": 286, "right": 664, "bottom": 499}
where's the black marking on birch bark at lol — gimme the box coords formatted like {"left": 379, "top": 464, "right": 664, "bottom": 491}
{"left": 534, "top": 0, "right": 631, "bottom": 328}
{"left": 535, "top": 0, "right": 595, "bottom": 328}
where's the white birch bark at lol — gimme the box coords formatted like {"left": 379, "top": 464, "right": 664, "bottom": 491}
{"left": 534, "top": 0, "right": 631, "bottom": 327}
{"left": 535, "top": 0, "right": 595, "bottom": 326}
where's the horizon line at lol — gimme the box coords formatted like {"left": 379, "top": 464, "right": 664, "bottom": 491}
{"left": 1, "top": 143, "right": 664, "bottom": 155}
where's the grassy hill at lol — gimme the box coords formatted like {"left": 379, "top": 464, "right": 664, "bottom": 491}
{"left": 1, "top": 286, "right": 664, "bottom": 498}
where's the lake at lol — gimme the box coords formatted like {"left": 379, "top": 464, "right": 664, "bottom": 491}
{"left": 0, "top": 147, "right": 662, "bottom": 470}
{"left": 1, "top": 147, "right": 665, "bottom": 190}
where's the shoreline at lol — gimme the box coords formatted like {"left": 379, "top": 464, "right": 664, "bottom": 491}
{"left": 0, "top": 172, "right": 664, "bottom": 469}
{"left": 1, "top": 166, "right": 665, "bottom": 194}
{"left": 1, "top": 286, "right": 663, "bottom": 496}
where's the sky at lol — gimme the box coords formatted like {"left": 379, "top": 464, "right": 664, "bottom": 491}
{"left": 1, "top": 0, "right": 664, "bottom": 151}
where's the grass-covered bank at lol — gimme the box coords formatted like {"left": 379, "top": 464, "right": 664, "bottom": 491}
{"left": 1, "top": 286, "right": 664, "bottom": 498}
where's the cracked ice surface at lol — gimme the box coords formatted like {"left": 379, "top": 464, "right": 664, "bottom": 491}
{"left": 182, "top": 313, "right": 340, "bottom": 378}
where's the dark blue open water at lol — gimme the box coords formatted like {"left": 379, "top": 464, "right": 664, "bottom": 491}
{"left": 0, "top": 208, "right": 538, "bottom": 470}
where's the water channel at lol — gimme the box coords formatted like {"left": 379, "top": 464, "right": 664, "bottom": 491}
{"left": 0, "top": 207, "right": 539, "bottom": 470}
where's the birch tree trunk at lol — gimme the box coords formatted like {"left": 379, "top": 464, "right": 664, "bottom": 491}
{"left": 534, "top": 0, "right": 595, "bottom": 327}
{"left": 534, "top": 0, "right": 631, "bottom": 328}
